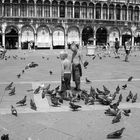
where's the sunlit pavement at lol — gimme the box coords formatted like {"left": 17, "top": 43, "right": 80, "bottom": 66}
{"left": 0, "top": 48, "right": 140, "bottom": 140}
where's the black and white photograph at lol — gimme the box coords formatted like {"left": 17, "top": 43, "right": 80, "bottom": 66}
{"left": 0, "top": 0, "right": 140, "bottom": 139}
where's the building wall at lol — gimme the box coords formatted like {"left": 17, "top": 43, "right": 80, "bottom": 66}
{"left": 0, "top": 0, "right": 140, "bottom": 49}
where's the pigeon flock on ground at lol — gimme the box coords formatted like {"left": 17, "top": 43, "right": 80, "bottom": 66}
{"left": 0, "top": 50, "right": 139, "bottom": 140}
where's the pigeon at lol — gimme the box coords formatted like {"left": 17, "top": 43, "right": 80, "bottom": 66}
{"left": 5, "top": 82, "right": 13, "bottom": 90}
{"left": 107, "top": 127, "right": 125, "bottom": 139}
{"left": 118, "top": 94, "right": 123, "bottom": 102}
{"left": 51, "top": 97, "right": 61, "bottom": 107}
{"left": 103, "top": 85, "right": 110, "bottom": 95}
{"left": 43, "top": 84, "right": 51, "bottom": 91}
{"left": 55, "top": 85, "right": 60, "bottom": 91}
{"left": 9, "top": 87, "right": 16, "bottom": 96}
{"left": 42, "top": 56, "right": 45, "bottom": 59}
{"left": 123, "top": 109, "right": 131, "bottom": 116}
{"left": 85, "top": 78, "right": 91, "bottom": 84}
{"left": 30, "top": 99, "right": 37, "bottom": 111}
{"left": 132, "top": 93, "right": 137, "bottom": 103}
{"left": 83, "top": 61, "right": 89, "bottom": 68}
{"left": 122, "top": 84, "right": 127, "bottom": 90}
{"left": 126, "top": 91, "right": 133, "bottom": 102}
{"left": 49, "top": 71, "right": 53, "bottom": 75}
{"left": 69, "top": 102, "right": 82, "bottom": 111}
{"left": 115, "top": 85, "right": 120, "bottom": 94}
{"left": 104, "top": 108, "right": 119, "bottom": 116}
{"left": 16, "top": 96, "right": 27, "bottom": 106}
{"left": 112, "top": 112, "right": 121, "bottom": 124}
{"left": 128, "top": 76, "right": 133, "bottom": 82}
{"left": 17, "top": 74, "right": 21, "bottom": 78}
{"left": 22, "top": 70, "right": 25, "bottom": 74}
{"left": 34, "top": 86, "right": 41, "bottom": 94}
{"left": 109, "top": 100, "right": 120, "bottom": 110}
{"left": 11, "top": 105, "right": 17, "bottom": 116}
{"left": 57, "top": 56, "right": 60, "bottom": 59}
{"left": 1, "top": 134, "right": 9, "bottom": 140}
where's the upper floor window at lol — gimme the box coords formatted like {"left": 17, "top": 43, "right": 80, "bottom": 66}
{"left": 28, "top": 0, "right": 34, "bottom": 17}
{"left": 116, "top": 5, "right": 121, "bottom": 20}
{"left": 36, "top": 0, "right": 43, "bottom": 17}
{"left": 20, "top": 0, "right": 27, "bottom": 17}
{"left": 81, "top": 2, "right": 87, "bottom": 19}
{"left": 0, "top": 0, "right": 3, "bottom": 17}
{"left": 60, "top": 1, "right": 65, "bottom": 18}
{"left": 103, "top": 4, "right": 108, "bottom": 20}
{"left": 134, "top": 6, "right": 139, "bottom": 21}
{"left": 74, "top": 2, "right": 80, "bottom": 18}
{"left": 52, "top": 0, "right": 58, "bottom": 17}
{"left": 128, "top": 6, "right": 133, "bottom": 21}
{"left": 12, "top": 0, "right": 19, "bottom": 16}
{"left": 89, "top": 3, "right": 94, "bottom": 19}
{"left": 122, "top": 5, "right": 127, "bottom": 20}
{"left": 44, "top": 0, "right": 50, "bottom": 17}
{"left": 109, "top": 4, "right": 114, "bottom": 20}
{"left": 96, "top": 3, "right": 101, "bottom": 19}
{"left": 4, "top": 0, "right": 10, "bottom": 17}
{"left": 67, "top": 1, "right": 73, "bottom": 18}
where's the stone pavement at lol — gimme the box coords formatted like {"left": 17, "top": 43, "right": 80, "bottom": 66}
{"left": 0, "top": 49, "right": 140, "bottom": 140}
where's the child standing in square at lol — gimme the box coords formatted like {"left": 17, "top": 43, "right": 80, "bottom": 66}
{"left": 60, "top": 51, "right": 71, "bottom": 93}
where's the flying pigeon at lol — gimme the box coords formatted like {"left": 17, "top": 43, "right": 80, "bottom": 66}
{"left": 107, "top": 127, "right": 125, "bottom": 139}
{"left": 16, "top": 96, "right": 27, "bottom": 106}
{"left": 5, "top": 82, "right": 13, "bottom": 90}
{"left": 30, "top": 99, "right": 37, "bottom": 111}
{"left": 128, "top": 76, "right": 133, "bottom": 82}
{"left": 11, "top": 105, "right": 17, "bottom": 116}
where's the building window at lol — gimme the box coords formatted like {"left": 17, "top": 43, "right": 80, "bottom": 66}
{"left": 134, "top": 6, "right": 139, "bottom": 21}
{"left": 36, "top": 0, "right": 42, "bottom": 17}
{"left": 116, "top": 5, "right": 121, "bottom": 20}
{"left": 60, "top": 1, "right": 65, "bottom": 18}
{"left": 128, "top": 6, "right": 133, "bottom": 21}
{"left": 96, "top": 3, "right": 101, "bottom": 19}
{"left": 0, "top": 0, "right": 3, "bottom": 16}
{"left": 28, "top": 0, "right": 34, "bottom": 17}
{"left": 20, "top": 0, "right": 27, "bottom": 17}
{"left": 52, "top": 0, "right": 58, "bottom": 17}
{"left": 103, "top": 4, "right": 108, "bottom": 20}
{"left": 44, "top": 0, "right": 50, "bottom": 17}
{"left": 81, "top": 2, "right": 87, "bottom": 19}
{"left": 74, "top": 2, "right": 80, "bottom": 18}
{"left": 12, "top": 0, "right": 19, "bottom": 16}
{"left": 67, "top": 1, "right": 73, "bottom": 18}
{"left": 4, "top": 0, "right": 10, "bottom": 17}
{"left": 122, "top": 5, "right": 127, "bottom": 20}
{"left": 109, "top": 4, "right": 114, "bottom": 20}
{"left": 89, "top": 3, "right": 94, "bottom": 19}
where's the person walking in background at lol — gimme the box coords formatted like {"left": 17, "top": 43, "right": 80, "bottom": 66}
{"left": 60, "top": 50, "right": 71, "bottom": 97}
{"left": 114, "top": 38, "right": 120, "bottom": 58}
{"left": 70, "top": 42, "right": 86, "bottom": 91}
{"left": 124, "top": 38, "right": 132, "bottom": 62}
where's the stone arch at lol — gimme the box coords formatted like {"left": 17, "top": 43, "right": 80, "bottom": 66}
{"left": 52, "top": 26, "right": 65, "bottom": 49}
{"left": 67, "top": 26, "right": 80, "bottom": 46}
{"left": 5, "top": 25, "right": 19, "bottom": 49}
{"left": 21, "top": 25, "right": 35, "bottom": 49}
{"left": 36, "top": 25, "right": 51, "bottom": 48}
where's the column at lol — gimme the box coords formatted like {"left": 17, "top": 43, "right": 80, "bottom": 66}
{"left": 65, "top": 4, "right": 67, "bottom": 18}
{"left": 107, "top": 4, "right": 109, "bottom": 20}
{"left": 35, "top": 3, "right": 37, "bottom": 17}
{"left": 50, "top": 4, "right": 52, "bottom": 17}
{"left": 94, "top": 5, "right": 96, "bottom": 19}
{"left": 101, "top": 4, "right": 103, "bottom": 19}
{"left": 120, "top": 35, "right": 122, "bottom": 46}
{"left": 127, "top": 7, "right": 129, "bottom": 21}
{"left": 2, "top": 33, "right": 5, "bottom": 48}
{"left": 50, "top": 33, "right": 53, "bottom": 50}
{"left": 114, "top": 5, "right": 116, "bottom": 20}
{"left": 132, "top": 35, "right": 134, "bottom": 47}
{"left": 79, "top": 33, "right": 82, "bottom": 48}
{"left": 65, "top": 34, "right": 68, "bottom": 49}
{"left": 18, "top": 33, "right": 21, "bottom": 49}
{"left": 11, "top": 3, "right": 12, "bottom": 16}
{"left": 58, "top": 2, "right": 60, "bottom": 17}
{"left": 73, "top": 1, "right": 74, "bottom": 18}
{"left": 19, "top": 4, "right": 20, "bottom": 16}
{"left": 42, "top": 5, "right": 44, "bottom": 17}
{"left": 93, "top": 33, "right": 96, "bottom": 46}
{"left": 34, "top": 33, "right": 37, "bottom": 46}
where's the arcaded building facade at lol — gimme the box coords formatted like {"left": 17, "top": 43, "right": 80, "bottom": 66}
{"left": 0, "top": 0, "right": 140, "bottom": 49}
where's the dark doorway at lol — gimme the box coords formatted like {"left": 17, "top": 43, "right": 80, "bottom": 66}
{"left": 82, "top": 27, "right": 93, "bottom": 46}
{"left": 96, "top": 27, "right": 107, "bottom": 45}
{"left": 5, "top": 27, "right": 18, "bottom": 49}
{"left": 134, "top": 34, "right": 140, "bottom": 44}
{"left": 122, "top": 34, "right": 132, "bottom": 46}
{"left": 0, "top": 34, "right": 2, "bottom": 45}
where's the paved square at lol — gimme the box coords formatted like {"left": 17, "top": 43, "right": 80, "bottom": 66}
{"left": 0, "top": 48, "right": 140, "bottom": 140}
